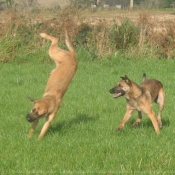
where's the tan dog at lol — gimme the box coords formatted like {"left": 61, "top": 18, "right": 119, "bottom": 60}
{"left": 26, "top": 28, "right": 77, "bottom": 140}
{"left": 109, "top": 74, "right": 165, "bottom": 134}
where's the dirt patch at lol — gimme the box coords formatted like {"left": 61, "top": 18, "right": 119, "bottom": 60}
{"left": 82, "top": 10, "right": 175, "bottom": 26}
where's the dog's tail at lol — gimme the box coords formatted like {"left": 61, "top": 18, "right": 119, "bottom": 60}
{"left": 142, "top": 73, "right": 146, "bottom": 83}
{"left": 64, "top": 24, "right": 75, "bottom": 57}
{"left": 40, "top": 33, "right": 58, "bottom": 47}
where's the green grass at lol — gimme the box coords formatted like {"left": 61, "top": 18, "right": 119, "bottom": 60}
{"left": 0, "top": 54, "right": 175, "bottom": 174}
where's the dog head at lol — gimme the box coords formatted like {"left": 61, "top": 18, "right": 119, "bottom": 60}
{"left": 26, "top": 97, "right": 48, "bottom": 122}
{"left": 109, "top": 75, "right": 132, "bottom": 98}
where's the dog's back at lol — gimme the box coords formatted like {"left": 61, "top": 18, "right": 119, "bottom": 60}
{"left": 141, "top": 74, "right": 163, "bottom": 102}
{"left": 40, "top": 28, "right": 77, "bottom": 98}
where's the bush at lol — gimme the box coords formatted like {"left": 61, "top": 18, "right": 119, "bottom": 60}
{"left": 110, "top": 20, "right": 139, "bottom": 51}
{"left": 0, "top": 8, "right": 175, "bottom": 63}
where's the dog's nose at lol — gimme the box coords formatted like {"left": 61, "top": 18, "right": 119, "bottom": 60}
{"left": 26, "top": 117, "right": 30, "bottom": 122}
{"left": 109, "top": 89, "right": 113, "bottom": 93}
{"left": 26, "top": 114, "right": 33, "bottom": 122}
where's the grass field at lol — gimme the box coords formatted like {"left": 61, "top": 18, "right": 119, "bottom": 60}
{"left": 0, "top": 50, "right": 175, "bottom": 174}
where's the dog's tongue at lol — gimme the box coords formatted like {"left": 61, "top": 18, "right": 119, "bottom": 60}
{"left": 113, "top": 93, "right": 122, "bottom": 98}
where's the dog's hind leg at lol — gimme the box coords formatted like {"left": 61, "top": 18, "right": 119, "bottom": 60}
{"left": 40, "top": 33, "right": 58, "bottom": 47}
{"left": 132, "top": 111, "right": 142, "bottom": 127}
{"left": 156, "top": 88, "right": 165, "bottom": 128}
{"left": 146, "top": 110, "right": 160, "bottom": 134}
{"left": 28, "top": 119, "right": 39, "bottom": 138}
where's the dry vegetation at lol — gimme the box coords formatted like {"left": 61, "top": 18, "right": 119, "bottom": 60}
{"left": 0, "top": 7, "right": 175, "bottom": 62}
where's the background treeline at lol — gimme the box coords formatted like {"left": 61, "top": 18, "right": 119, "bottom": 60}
{"left": 0, "top": 0, "right": 175, "bottom": 10}
{"left": 125, "top": 0, "right": 174, "bottom": 8}
{"left": 70, "top": 0, "right": 175, "bottom": 8}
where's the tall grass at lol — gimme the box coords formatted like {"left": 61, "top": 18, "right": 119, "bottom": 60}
{"left": 0, "top": 8, "right": 175, "bottom": 63}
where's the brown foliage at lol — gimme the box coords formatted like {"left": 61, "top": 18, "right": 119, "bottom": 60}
{"left": 1, "top": 8, "right": 175, "bottom": 62}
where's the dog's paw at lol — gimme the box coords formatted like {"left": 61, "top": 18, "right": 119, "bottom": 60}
{"left": 116, "top": 126, "right": 123, "bottom": 131}
{"left": 132, "top": 122, "right": 140, "bottom": 127}
{"left": 158, "top": 123, "right": 162, "bottom": 129}
{"left": 40, "top": 33, "right": 47, "bottom": 38}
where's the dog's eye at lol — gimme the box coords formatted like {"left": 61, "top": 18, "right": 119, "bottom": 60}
{"left": 118, "top": 84, "right": 122, "bottom": 88}
{"left": 32, "top": 108, "right": 39, "bottom": 115}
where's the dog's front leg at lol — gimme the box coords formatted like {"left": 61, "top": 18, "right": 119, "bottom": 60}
{"left": 28, "top": 119, "right": 39, "bottom": 138}
{"left": 38, "top": 113, "right": 56, "bottom": 140}
{"left": 117, "top": 109, "right": 133, "bottom": 130}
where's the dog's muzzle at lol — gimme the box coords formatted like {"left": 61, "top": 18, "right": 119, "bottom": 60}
{"left": 26, "top": 113, "right": 37, "bottom": 122}
{"left": 109, "top": 88, "right": 125, "bottom": 98}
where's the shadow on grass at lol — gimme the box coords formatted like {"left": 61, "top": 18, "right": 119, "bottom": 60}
{"left": 130, "top": 118, "right": 170, "bottom": 129}
{"left": 144, "top": 118, "right": 170, "bottom": 128}
{"left": 49, "top": 113, "right": 99, "bottom": 134}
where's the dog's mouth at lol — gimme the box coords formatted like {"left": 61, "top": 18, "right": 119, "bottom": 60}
{"left": 109, "top": 88, "right": 125, "bottom": 98}
{"left": 26, "top": 113, "right": 45, "bottom": 122}
{"left": 113, "top": 92, "right": 123, "bottom": 98}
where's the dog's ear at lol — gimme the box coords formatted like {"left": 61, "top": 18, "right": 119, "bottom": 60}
{"left": 120, "top": 75, "right": 128, "bottom": 80}
{"left": 125, "top": 78, "right": 132, "bottom": 86}
{"left": 28, "top": 97, "right": 38, "bottom": 103}
{"left": 121, "top": 75, "right": 132, "bottom": 86}
{"left": 120, "top": 76, "right": 125, "bottom": 80}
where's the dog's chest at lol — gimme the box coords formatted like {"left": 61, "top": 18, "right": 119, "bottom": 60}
{"left": 127, "top": 98, "right": 143, "bottom": 111}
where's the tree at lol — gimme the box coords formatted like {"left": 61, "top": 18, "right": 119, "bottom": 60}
{"left": 134, "top": 0, "right": 142, "bottom": 5}
{"left": 159, "top": 0, "right": 174, "bottom": 7}
{"left": 138, "top": 0, "right": 174, "bottom": 8}
{"left": 130, "top": 0, "right": 133, "bottom": 8}
{"left": 5, "top": 0, "right": 13, "bottom": 8}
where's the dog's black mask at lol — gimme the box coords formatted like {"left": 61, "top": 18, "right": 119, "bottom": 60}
{"left": 26, "top": 113, "right": 38, "bottom": 123}
{"left": 26, "top": 109, "right": 46, "bottom": 123}
{"left": 109, "top": 87, "right": 125, "bottom": 98}
{"left": 109, "top": 75, "right": 131, "bottom": 98}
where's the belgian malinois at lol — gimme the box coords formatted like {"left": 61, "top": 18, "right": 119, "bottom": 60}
{"left": 26, "top": 26, "right": 77, "bottom": 140}
{"left": 109, "top": 74, "right": 165, "bottom": 134}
